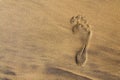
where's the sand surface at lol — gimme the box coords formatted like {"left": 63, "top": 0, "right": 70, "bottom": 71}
{"left": 0, "top": 0, "right": 120, "bottom": 80}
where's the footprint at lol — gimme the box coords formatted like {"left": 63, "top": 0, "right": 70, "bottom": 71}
{"left": 70, "top": 15, "right": 91, "bottom": 66}
{"left": 0, "top": 78, "right": 11, "bottom": 80}
{"left": 0, "top": 69, "right": 16, "bottom": 76}
{"left": 3, "top": 69, "right": 16, "bottom": 75}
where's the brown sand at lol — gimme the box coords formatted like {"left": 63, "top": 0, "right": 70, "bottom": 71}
{"left": 0, "top": 0, "right": 120, "bottom": 80}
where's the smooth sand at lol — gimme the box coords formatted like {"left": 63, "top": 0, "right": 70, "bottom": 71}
{"left": 0, "top": 0, "right": 120, "bottom": 80}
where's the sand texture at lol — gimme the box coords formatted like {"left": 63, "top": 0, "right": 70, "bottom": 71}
{"left": 0, "top": 0, "right": 120, "bottom": 80}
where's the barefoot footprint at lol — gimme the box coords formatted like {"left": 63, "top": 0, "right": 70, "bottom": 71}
{"left": 70, "top": 15, "right": 91, "bottom": 66}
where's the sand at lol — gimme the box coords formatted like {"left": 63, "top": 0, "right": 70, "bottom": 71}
{"left": 0, "top": 0, "right": 120, "bottom": 80}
